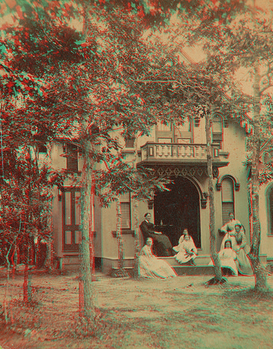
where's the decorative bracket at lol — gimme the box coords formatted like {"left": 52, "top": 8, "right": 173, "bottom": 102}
{"left": 201, "top": 192, "right": 208, "bottom": 209}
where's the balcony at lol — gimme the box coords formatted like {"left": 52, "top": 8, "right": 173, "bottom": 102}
{"left": 138, "top": 142, "right": 229, "bottom": 176}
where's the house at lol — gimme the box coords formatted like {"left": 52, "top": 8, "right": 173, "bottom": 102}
{"left": 251, "top": 148, "right": 273, "bottom": 267}
{"left": 46, "top": 110, "right": 272, "bottom": 274}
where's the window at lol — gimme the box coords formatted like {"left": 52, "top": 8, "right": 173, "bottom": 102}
{"left": 268, "top": 186, "right": 273, "bottom": 235}
{"left": 212, "top": 117, "right": 223, "bottom": 148}
{"left": 222, "top": 178, "right": 234, "bottom": 225}
{"left": 120, "top": 193, "right": 131, "bottom": 229}
{"left": 156, "top": 121, "right": 173, "bottom": 143}
{"left": 264, "top": 150, "right": 273, "bottom": 164}
{"left": 62, "top": 188, "right": 81, "bottom": 252}
{"left": 174, "top": 118, "right": 192, "bottom": 143}
{"left": 125, "top": 136, "right": 135, "bottom": 148}
{"left": 66, "top": 144, "right": 78, "bottom": 173}
{"left": 156, "top": 118, "right": 193, "bottom": 143}
{"left": 38, "top": 144, "right": 47, "bottom": 153}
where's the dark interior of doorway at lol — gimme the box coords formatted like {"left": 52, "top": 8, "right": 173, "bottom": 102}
{"left": 154, "top": 176, "right": 201, "bottom": 248}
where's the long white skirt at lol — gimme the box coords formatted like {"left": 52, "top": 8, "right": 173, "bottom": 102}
{"left": 209, "top": 248, "right": 238, "bottom": 276}
{"left": 138, "top": 255, "right": 177, "bottom": 279}
{"left": 175, "top": 251, "right": 197, "bottom": 264}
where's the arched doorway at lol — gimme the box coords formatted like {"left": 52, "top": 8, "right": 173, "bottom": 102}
{"left": 154, "top": 177, "right": 201, "bottom": 248}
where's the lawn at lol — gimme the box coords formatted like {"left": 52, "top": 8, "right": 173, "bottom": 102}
{"left": 0, "top": 270, "right": 273, "bottom": 349}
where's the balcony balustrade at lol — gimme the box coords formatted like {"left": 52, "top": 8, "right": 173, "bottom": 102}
{"left": 139, "top": 142, "right": 229, "bottom": 165}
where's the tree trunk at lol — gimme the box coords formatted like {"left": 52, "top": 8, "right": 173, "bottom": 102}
{"left": 116, "top": 198, "right": 124, "bottom": 270}
{"left": 3, "top": 244, "right": 13, "bottom": 323}
{"left": 23, "top": 149, "right": 33, "bottom": 303}
{"left": 79, "top": 139, "right": 95, "bottom": 324}
{"left": 205, "top": 106, "right": 222, "bottom": 282}
{"left": 133, "top": 201, "right": 141, "bottom": 278}
{"left": 44, "top": 237, "right": 54, "bottom": 270}
{"left": 23, "top": 244, "right": 32, "bottom": 304}
{"left": 248, "top": 62, "right": 268, "bottom": 290}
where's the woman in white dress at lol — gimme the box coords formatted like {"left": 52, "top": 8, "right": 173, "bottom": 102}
{"left": 173, "top": 229, "right": 198, "bottom": 265}
{"left": 138, "top": 238, "right": 177, "bottom": 279}
{"left": 216, "top": 240, "right": 238, "bottom": 276}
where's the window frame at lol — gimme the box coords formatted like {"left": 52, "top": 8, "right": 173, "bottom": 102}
{"left": 267, "top": 185, "right": 273, "bottom": 236}
{"left": 62, "top": 187, "right": 81, "bottom": 252}
{"left": 65, "top": 143, "right": 79, "bottom": 173}
{"left": 120, "top": 193, "right": 131, "bottom": 230}
{"left": 212, "top": 117, "right": 223, "bottom": 149}
{"left": 221, "top": 178, "right": 235, "bottom": 226}
{"left": 156, "top": 119, "right": 193, "bottom": 143}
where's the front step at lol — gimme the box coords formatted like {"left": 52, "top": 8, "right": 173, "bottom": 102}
{"left": 172, "top": 265, "right": 215, "bottom": 276}
{"left": 159, "top": 256, "right": 214, "bottom": 276}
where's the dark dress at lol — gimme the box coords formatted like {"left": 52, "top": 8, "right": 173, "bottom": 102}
{"left": 139, "top": 220, "right": 173, "bottom": 257}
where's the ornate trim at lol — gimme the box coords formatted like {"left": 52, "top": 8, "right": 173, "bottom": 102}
{"left": 156, "top": 166, "right": 208, "bottom": 178}
{"left": 154, "top": 167, "right": 211, "bottom": 209}
{"left": 216, "top": 174, "right": 240, "bottom": 191}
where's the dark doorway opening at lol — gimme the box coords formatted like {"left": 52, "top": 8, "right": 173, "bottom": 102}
{"left": 154, "top": 177, "right": 201, "bottom": 248}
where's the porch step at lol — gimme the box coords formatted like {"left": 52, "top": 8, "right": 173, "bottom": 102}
{"left": 159, "top": 256, "right": 214, "bottom": 276}
{"left": 58, "top": 255, "right": 80, "bottom": 270}
{"left": 172, "top": 265, "right": 215, "bottom": 276}
{"left": 159, "top": 256, "right": 211, "bottom": 266}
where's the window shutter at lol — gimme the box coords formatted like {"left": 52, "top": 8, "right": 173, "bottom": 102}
{"left": 269, "top": 187, "right": 273, "bottom": 235}
{"left": 222, "top": 179, "right": 234, "bottom": 225}
{"left": 222, "top": 179, "right": 233, "bottom": 202}
{"left": 121, "top": 202, "right": 131, "bottom": 229}
{"left": 66, "top": 144, "right": 78, "bottom": 173}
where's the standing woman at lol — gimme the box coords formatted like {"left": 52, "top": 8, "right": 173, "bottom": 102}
{"left": 220, "top": 212, "right": 241, "bottom": 250}
{"left": 233, "top": 224, "right": 253, "bottom": 275}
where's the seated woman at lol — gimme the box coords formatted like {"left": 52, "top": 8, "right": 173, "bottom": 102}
{"left": 220, "top": 212, "right": 241, "bottom": 251}
{"left": 173, "top": 229, "right": 198, "bottom": 265}
{"left": 138, "top": 238, "right": 177, "bottom": 279}
{"left": 209, "top": 240, "right": 238, "bottom": 276}
{"left": 139, "top": 213, "right": 174, "bottom": 257}
{"left": 233, "top": 224, "right": 253, "bottom": 276}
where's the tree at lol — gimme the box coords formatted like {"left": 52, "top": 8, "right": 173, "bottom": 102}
{"left": 0, "top": 58, "right": 69, "bottom": 317}
{"left": 1, "top": 0, "right": 180, "bottom": 327}
{"left": 181, "top": 2, "right": 273, "bottom": 289}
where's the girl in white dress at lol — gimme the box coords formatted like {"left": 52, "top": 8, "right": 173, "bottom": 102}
{"left": 173, "top": 229, "right": 198, "bottom": 265}
{"left": 217, "top": 240, "right": 238, "bottom": 276}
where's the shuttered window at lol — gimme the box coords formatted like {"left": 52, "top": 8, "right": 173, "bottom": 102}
{"left": 120, "top": 193, "right": 131, "bottom": 229}
{"left": 212, "top": 117, "right": 223, "bottom": 148}
{"left": 63, "top": 188, "right": 81, "bottom": 252}
{"left": 66, "top": 144, "right": 78, "bottom": 173}
{"left": 222, "top": 178, "right": 234, "bottom": 225}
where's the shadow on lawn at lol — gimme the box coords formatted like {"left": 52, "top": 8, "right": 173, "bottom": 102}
{"left": 223, "top": 286, "right": 273, "bottom": 301}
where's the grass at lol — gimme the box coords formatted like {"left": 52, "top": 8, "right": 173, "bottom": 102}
{"left": 0, "top": 273, "right": 272, "bottom": 348}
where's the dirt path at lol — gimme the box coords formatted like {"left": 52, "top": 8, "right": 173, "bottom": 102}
{"left": 0, "top": 272, "right": 273, "bottom": 349}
